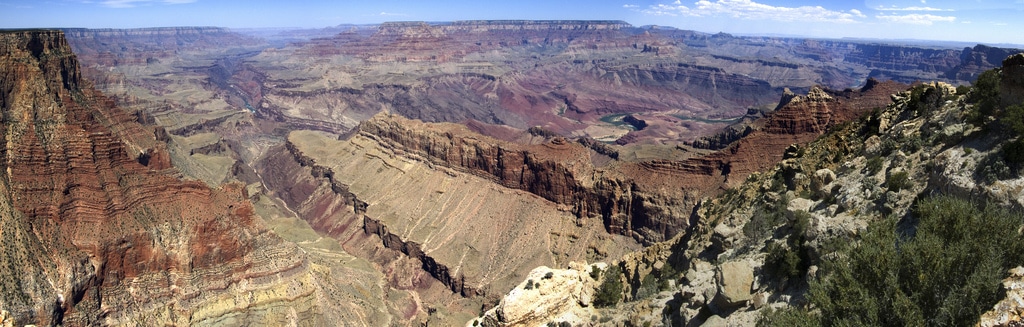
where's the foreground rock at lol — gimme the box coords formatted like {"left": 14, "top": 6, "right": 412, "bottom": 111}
{"left": 979, "top": 267, "right": 1024, "bottom": 327}
{"left": 473, "top": 263, "right": 604, "bottom": 327}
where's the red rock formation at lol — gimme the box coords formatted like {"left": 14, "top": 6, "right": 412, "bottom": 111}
{"left": 0, "top": 30, "right": 302, "bottom": 326}
{"left": 347, "top": 78, "right": 908, "bottom": 244}
{"left": 354, "top": 114, "right": 716, "bottom": 244}
{"left": 702, "top": 78, "right": 908, "bottom": 187}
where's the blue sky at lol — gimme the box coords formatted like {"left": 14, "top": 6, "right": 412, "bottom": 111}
{"left": 2, "top": 0, "right": 1022, "bottom": 45}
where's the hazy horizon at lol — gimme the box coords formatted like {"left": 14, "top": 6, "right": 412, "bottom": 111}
{"left": 2, "top": 0, "right": 1022, "bottom": 46}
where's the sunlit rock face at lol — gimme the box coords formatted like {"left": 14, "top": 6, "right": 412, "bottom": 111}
{"left": 0, "top": 30, "right": 328, "bottom": 326}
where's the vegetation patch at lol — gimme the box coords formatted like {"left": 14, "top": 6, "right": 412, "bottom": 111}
{"left": 594, "top": 264, "right": 624, "bottom": 307}
{"left": 885, "top": 171, "right": 911, "bottom": 192}
{"left": 758, "top": 195, "right": 1024, "bottom": 327}
{"left": 762, "top": 210, "right": 811, "bottom": 285}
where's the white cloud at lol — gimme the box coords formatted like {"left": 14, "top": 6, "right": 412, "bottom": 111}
{"left": 875, "top": 13, "right": 956, "bottom": 25}
{"left": 643, "top": 0, "right": 864, "bottom": 23}
{"left": 378, "top": 12, "right": 409, "bottom": 17}
{"left": 623, "top": 4, "right": 639, "bottom": 8}
{"left": 96, "top": 0, "right": 195, "bottom": 8}
{"left": 873, "top": 5, "right": 953, "bottom": 11}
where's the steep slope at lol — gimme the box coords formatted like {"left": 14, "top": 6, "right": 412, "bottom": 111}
{"left": 0, "top": 30, "right": 434, "bottom": 326}
{"left": 256, "top": 128, "right": 642, "bottom": 305}
{"left": 240, "top": 81, "right": 915, "bottom": 318}
{"left": 697, "top": 78, "right": 909, "bottom": 187}
{"left": 481, "top": 52, "right": 1024, "bottom": 326}
{"left": 345, "top": 114, "right": 719, "bottom": 244}
{"left": 338, "top": 77, "right": 908, "bottom": 246}
{"left": 0, "top": 28, "right": 297, "bottom": 326}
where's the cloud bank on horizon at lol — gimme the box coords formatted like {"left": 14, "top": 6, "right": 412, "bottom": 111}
{"left": 84, "top": 0, "right": 197, "bottom": 9}
{"left": 634, "top": 0, "right": 969, "bottom": 25}
{"left": 630, "top": 0, "right": 1021, "bottom": 44}
{"left": 1, "top": 0, "right": 1021, "bottom": 45}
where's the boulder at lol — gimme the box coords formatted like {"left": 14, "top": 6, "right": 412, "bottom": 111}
{"left": 701, "top": 315, "right": 728, "bottom": 327}
{"left": 475, "top": 264, "right": 600, "bottom": 327}
{"left": 978, "top": 266, "right": 1024, "bottom": 327}
{"left": 712, "top": 260, "right": 754, "bottom": 312}
{"left": 811, "top": 168, "right": 836, "bottom": 198}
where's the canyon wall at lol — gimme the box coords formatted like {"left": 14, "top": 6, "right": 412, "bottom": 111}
{"left": 255, "top": 129, "right": 643, "bottom": 305}
{"left": 63, "top": 23, "right": 1017, "bottom": 148}
{"left": 346, "top": 75, "right": 909, "bottom": 244}
{"left": 0, "top": 30, "right": 399, "bottom": 326}
{"left": 63, "top": 27, "right": 263, "bottom": 66}
{"left": 354, "top": 114, "right": 714, "bottom": 244}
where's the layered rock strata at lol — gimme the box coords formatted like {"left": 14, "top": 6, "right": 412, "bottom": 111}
{"left": 349, "top": 77, "right": 906, "bottom": 243}
{"left": 0, "top": 30, "right": 403, "bottom": 326}
{"left": 257, "top": 128, "right": 642, "bottom": 303}
{"left": 695, "top": 78, "right": 909, "bottom": 187}
{"left": 355, "top": 114, "right": 715, "bottom": 244}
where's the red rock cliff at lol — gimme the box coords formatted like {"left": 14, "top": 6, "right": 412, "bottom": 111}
{"left": 352, "top": 78, "right": 908, "bottom": 243}
{"left": 356, "top": 114, "right": 720, "bottom": 244}
{"left": 0, "top": 30, "right": 304, "bottom": 326}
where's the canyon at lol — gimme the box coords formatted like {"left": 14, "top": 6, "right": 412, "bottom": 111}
{"left": 2, "top": 20, "right": 1022, "bottom": 326}
{"left": 0, "top": 29, "right": 472, "bottom": 326}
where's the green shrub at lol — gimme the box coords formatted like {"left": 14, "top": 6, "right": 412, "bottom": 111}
{"left": 861, "top": 107, "right": 883, "bottom": 136}
{"left": 658, "top": 263, "right": 678, "bottom": 291}
{"left": 978, "top": 152, "right": 1014, "bottom": 184}
{"left": 1004, "top": 104, "right": 1024, "bottom": 135}
{"left": 903, "top": 135, "right": 923, "bottom": 153}
{"left": 635, "top": 273, "right": 659, "bottom": 299}
{"left": 866, "top": 156, "right": 884, "bottom": 175}
{"left": 764, "top": 242, "right": 802, "bottom": 280}
{"left": 594, "top": 265, "right": 623, "bottom": 307}
{"left": 1005, "top": 139, "right": 1024, "bottom": 169}
{"left": 744, "top": 206, "right": 785, "bottom": 242}
{"left": 909, "top": 84, "right": 940, "bottom": 116}
{"left": 763, "top": 211, "right": 811, "bottom": 284}
{"left": 967, "top": 69, "right": 1002, "bottom": 124}
{"left": 955, "top": 84, "right": 971, "bottom": 95}
{"left": 757, "top": 307, "right": 820, "bottom": 327}
{"left": 760, "top": 196, "right": 1024, "bottom": 327}
{"left": 885, "top": 171, "right": 911, "bottom": 192}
